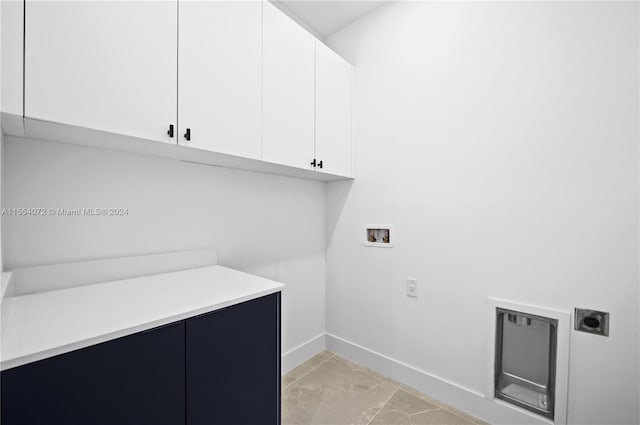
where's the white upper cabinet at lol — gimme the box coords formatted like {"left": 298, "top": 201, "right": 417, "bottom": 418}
{"left": 25, "top": 1, "right": 177, "bottom": 143}
{"left": 178, "top": 1, "right": 262, "bottom": 159}
{"left": 14, "top": 1, "right": 353, "bottom": 181}
{"left": 315, "top": 41, "right": 353, "bottom": 177}
{"left": 262, "top": 1, "right": 316, "bottom": 170}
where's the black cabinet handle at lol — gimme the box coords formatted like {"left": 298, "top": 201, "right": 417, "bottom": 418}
{"left": 310, "top": 158, "right": 317, "bottom": 168}
{"left": 184, "top": 128, "right": 191, "bottom": 141}
{"left": 318, "top": 160, "right": 323, "bottom": 169}
{"left": 167, "top": 124, "right": 174, "bottom": 138}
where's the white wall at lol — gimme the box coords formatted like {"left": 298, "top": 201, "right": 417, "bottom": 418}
{"left": 326, "top": 2, "right": 639, "bottom": 424}
{"left": 2, "top": 137, "right": 326, "bottom": 356}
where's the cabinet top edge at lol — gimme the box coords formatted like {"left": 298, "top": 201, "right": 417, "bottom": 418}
{"left": 1, "top": 265, "right": 285, "bottom": 371}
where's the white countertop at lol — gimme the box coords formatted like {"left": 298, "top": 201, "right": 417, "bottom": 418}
{"left": 0, "top": 265, "right": 284, "bottom": 371}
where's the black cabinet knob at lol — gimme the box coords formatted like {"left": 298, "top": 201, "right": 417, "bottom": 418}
{"left": 310, "top": 159, "right": 317, "bottom": 168}
{"left": 167, "top": 124, "right": 174, "bottom": 138}
{"left": 317, "top": 160, "right": 323, "bottom": 169}
{"left": 184, "top": 128, "right": 191, "bottom": 141}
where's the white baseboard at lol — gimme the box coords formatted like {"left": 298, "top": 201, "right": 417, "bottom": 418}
{"left": 281, "top": 333, "right": 326, "bottom": 374}
{"left": 326, "top": 333, "right": 550, "bottom": 425}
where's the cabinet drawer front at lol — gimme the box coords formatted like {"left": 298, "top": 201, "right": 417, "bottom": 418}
{"left": 186, "top": 293, "right": 281, "bottom": 425}
{"left": 1, "top": 321, "right": 186, "bottom": 425}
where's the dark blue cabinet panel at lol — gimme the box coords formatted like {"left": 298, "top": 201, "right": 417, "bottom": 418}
{"left": 1, "top": 321, "right": 186, "bottom": 425}
{"left": 186, "top": 293, "right": 281, "bottom": 425}
{"left": 1, "top": 292, "right": 281, "bottom": 425}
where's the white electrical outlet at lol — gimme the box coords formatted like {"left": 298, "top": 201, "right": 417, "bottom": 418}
{"left": 406, "top": 278, "right": 418, "bottom": 298}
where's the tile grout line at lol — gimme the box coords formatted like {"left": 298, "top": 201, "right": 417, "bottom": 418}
{"left": 281, "top": 352, "right": 336, "bottom": 391}
{"left": 366, "top": 385, "right": 399, "bottom": 425}
{"left": 440, "top": 406, "right": 484, "bottom": 425}
{"left": 400, "top": 386, "right": 481, "bottom": 425}
{"left": 330, "top": 352, "right": 484, "bottom": 424}
{"left": 283, "top": 352, "right": 485, "bottom": 425}
{"left": 378, "top": 406, "right": 442, "bottom": 417}
{"left": 331, "top": 353, "right": 483, "bottom": 425}
{"left": 331, "top": 354, "right": 403, "bottom": 389}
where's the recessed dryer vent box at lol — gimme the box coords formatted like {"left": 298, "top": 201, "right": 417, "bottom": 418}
{"left": 364, "top": 226, "right": 392, "bottom": 247}
{"left": 495, "top": 308, "right": 558, "bottom": 420}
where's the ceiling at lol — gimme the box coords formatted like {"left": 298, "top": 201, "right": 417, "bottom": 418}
{"left": 274, "top": 1, "right": 388, "bottom": 39}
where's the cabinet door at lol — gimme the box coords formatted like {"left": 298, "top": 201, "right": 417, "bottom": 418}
{"left": 1, "top": 322, "right": 186, "bottom": 425}
{"left": 179, "top": 1, "right": 262, "bottom": 158}
{"left": 1, "top": 0, "right": 23, "bottom": 116}
{"left": 186, "top": 293, "right": 281, "bottom": 425}
{"left": 315, "top": 41, "right": 353, "bottom": 177}
{"left": 262, "top": 2, "right": 315, "bottom": 169}
{"left": 25, "top": 1, "right": 177, "bottom": 143}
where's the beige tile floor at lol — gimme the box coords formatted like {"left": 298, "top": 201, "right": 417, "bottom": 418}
{"left": 282, "top": 351, "right": 489, "bottom": 425}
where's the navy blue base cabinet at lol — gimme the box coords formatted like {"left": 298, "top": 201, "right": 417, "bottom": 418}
{"left": 1, "top": 293, "right": 281, "bottom": 425}
{"left": 1, "top": 321, "right": 185, "bottom": 425}
{"left": 187, "top": 292, "right": 281, "bottom": 425}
